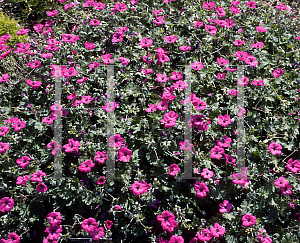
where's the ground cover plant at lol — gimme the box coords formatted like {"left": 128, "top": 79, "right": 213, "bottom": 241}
{"left": 0, "top": 0, "right": 300, "bottom": 242}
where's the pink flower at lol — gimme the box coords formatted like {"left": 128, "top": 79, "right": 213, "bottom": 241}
{"left": 90, "top": 19, "right": 100, "bottom": 26}
{"left": 0, "top": 73, "right": 10, "bottom": 82}
{"left": 217, "top": 57, "right": 229, "bottom": 66}
{"left": 63, "top": 67, "right": 78, "bottom": 77}
{"left": 245, "top": 1, "right": 257, "bottom": 8}
{"left": 145, "top": 104, "right": 157, "bottom": 113}
{"left": 78, "top": 159, "right": 95, "bottom": 173}
{"left": 117, "top": 147, "right": 132, "bottom": 162}
{"left": 11, "top": 120, "right": 26, "bottom": 131}
{"left": 210, "top": 146, "right": 224, "bottom": 159}
{"left": 224, "top": 154, "right": 236, "bottom": 166}
{"left": 0, "top": 126, "right": 9, "bottom": 136}
{"left": 205, "top": 24, "right": 218, "bottom": 35}
{"left": 108, "top": 134, "right": 124, "bottom": 148}
{"left": 16, "top": 28, "right": 30, "bottom": 35}
{"left": 218, "top": 114, "right": 231, "bottom": 127}
{"left": 63, "top": 138, "right": 80, "bottom": 153}
{"left": 191, "top": 62, "right": 203, "bottom": 70}
{"left": 268, "top": 142, "right": 282, "bottom": 155}
{"left": 16, "top": 175, "right": 30, "bottom": 185}
{"left": 36, "top": 183, "right": 48, "bottom": 193}
{"left": 229, "top": 6, "right": 241, "bottom": 14}
{"left": 233, "top": 39, "right": 245, "bottom": 46}
{"left": 130, "top": 181, "right": 151, "bottom": 196}
{"left": 26, "top": 79, "right": 42, "bottom": 89}
{"left": 139, "top": 38, "right": 153, "bottom": 48}
{"left": 193, "top": 20, "right": 203, "bottom": 28}
{"left": 81, "top": 218, "right": 98, "bottom": 233}
{"left": 169, "top": 235, "right": 184, "bottom": 243}
{"left": 111, "top": 2, "right": 127, "bottom": 12}
{"left": 157, "top": 211, "right": 178, "bottom": 233}
{"left": 153, "top": 16, "right": 165, "bottom": 26}
{"left": 169, "top": 164, "right": 180, "bottom": 176}
{"left": 280, "top": 184, "right": 292, "bottom": 195}
{"left": 274, "top": 177, "right": 289, "bottom": 187}
{"left": 81, "top": 95, "right": 93, "bottom": 104}
{"left": 142, "top": 68, "right": 153, "bottom": 75}
{"left": 173, "top": 80, "right": 187, "bottom": 90}
{"left": 257, "top": 229, "right": 272, "bottom": 243}
{"left": 16, "top": 156, "right": 31, "bottom": 168}
{"left": 242, "top": 214, "right": 256, "bottom": 227}
{"left": 84, "top": 42, "right": 96, "bottom": 50}
{"left": 179, "top": 45, "right": 191, "bottom": 52}
{"left": 161, "top": 116, "right": 176, "bottom": 128}
{"left": 251, "top": 42, "right": 265, "bottom": 49}
{"left": 114, "top": 205, "right": 122, "bottom": 211}
{"left": 105, "top": 220, "right": 113, "bottom": 229}
{"left": 179, "top": 140, "right": 193, "bottom": 151}
{"left": 194, "top": 181, "right": 209, "bottom": 198}
{"left": 118, "top": 57, "right": 130, "bottom": 65}
{"left": 286, "top": 158, "right": 300, "bottom": 174}
{"left": 273, "top": 68, "right": 285, "bottom": 78}
{"left": 44, "top": 225, "right": 62, "bottom": 240}
{"left": 219, "top": 200, "right": 233, "bottom": 213}
{"left": 238, "top": 77, "right": 249, "bottom": 86}
{"left": 27, "top": 59, "right": 41, "bottom": 69}
{"left": 232, "top": 172, "right": 248, "bottom": 186}
{"left": 89, "top": 226, "right": 105, "bottom": 241}
{"left": 6, "top": 232, "right": 20, "bottom": 243}
{"left": 256, "top": 26, "right": 268, "bottom": 32}
{"left": 46, "top": 212, "right": 62, "bottom": 226}
{"left": 0, "top": 142, "right": 9, "bottom": 153}
{"left": 62, "top": 34, "right": 79, "bottom": 43}
{"left": 197, "top": 228, "right": 212, "bottom": 241}
{"left": 0, "top": 197, "right": 14, "bottom": 213}
{"left": 201, "top": 168, "right": 214, "bottom": 179}
{"left": 41, "top": 53, "right": 53, "bottom": 58}
{"left": 102, "top": 102, "right": 118, "bottom": 112}
{"left": 31, "top": 170, "right": 46, "bottom": 183}
{"left": 47, "top": 10, "right": 58, "bottom": 17}
{"left": 67, "top": 93, "right": 77, "bottom": 100}
{"left": 202, "top": 2, "right": 216, "bottom": 10}
{"left": 96, "top": 176, "right": 105, "bottom": 185}
{"left": 94, "top": 151, "right": 107, "bottom": 164}
{"left": 210, "top": 223, "right": 226, "bottom": 237}
{"left": 170, "top": 71, "right": 183, "bottom": 80}
{"left": 157, "top": 101, "right": 169, "bottom": 110}
{"left": 251, "top": 79, "right": 264, "bottom": 86}
{"left": 164, "top": 35, "right": 177, "bottom": 43}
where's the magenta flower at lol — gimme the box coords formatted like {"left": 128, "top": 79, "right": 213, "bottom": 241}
{"left": 197, "top": 228, "right": 212, "bottom": 241}
{"left": 169, "top": 164, "right": 180, "bottom": 176}
{"left": 63, "top": 138, "right": 80, "bottom": 153}
{"left": 173, "top": 80, "right": 187, "bottom": 90}
{"left": 97, "top": 176, "right": 106, "bottom": 185}
{"left": 273, "top": 68, "right": 285, "bottom": 78}
{"left": 268, "top": 142, "right": 282, "bottom": 155}
{"left": 218, "top": 114, "right": 231, "bottom": 127}
{"left": 202, "top": 2, "right": 216, "bottom": 10}
{"left": 257, "top": 229, "right": 272, "bottom": 243}
{"left": 81, "top": 95, "right": 93, "bottom": 104}
{"left": 164, "top": 35, "right": 177, "bottom": 43}
{"left": 27, "top": 59, "right": 41, "bottom": 69}
{"left": 47, "top": 10, "right": 58, "bottom": 17}
{"left": 219, "top": 200, "right": 233, "bottom": 213}
{"left": 0, "top": 73, "right": 10, "bottom": 83}
{"left": 139, "top": 38, "right": 153, "bottom": 48}
{"left": 0, "top": 126, "right": 9, "bottom": 136}
{"left": 274, "top": 177, "right": 289, "bottom": 187}
{"left": 31, "top": 170, "right": 46, "bottom": 183}
{"left": 193, "top": 20, "right": 203, "bottom": 28}
{"left": 161, "top": 116, "right": 176, "bottom": 128}
{"left": 217, "top": 57, "right": 229, "bottom": 66}
{"left": 224, "top": 154, "right": 236, "bottom": 166}
{"left": 41, "top": 53, "right": 53, "bottom": 58}
{"left": 67, "top": 93, "right": 77, "bottom": 100}
{"left": 205, "top": 24, "right": 218, "bottom": 35}
{"left": 105, "top": 220, "right": 113, "bottom": 229}
{"left": 108, "top": 134, "right": 124, "bottom": 148}
{"left": 215, "top": 7, "right": 226, "bottom": 17}
{"left": 112, "top": 31, "right": 124, "bottom": 43}
{"left": 117, "top": 147, "right": 132, "bottom": 162}
{"left": 179, "top": 140, "right": 193, "bottom": 151}
{"left": 245, "top": 1, "right": 257, "bottom": 8}
{"left": 179, "top": 45, "right": 191, "bottom": 52}
{"left": 157, "top": 101, "right": 168, "bottom": 111}
{"left": 156, "top": 73, "right": 169, "bottom": 82}
{"left": 170, "top": 71, "right": 183, "bottom": 80}
{"left": 84, "top": 42, "right": 96, "bottom": 50}
{"left": 169, "top": 235, "right": 184, "bottom": 243}
{"left": 62, "top": 34, "right": 79, "bottom": 43}
{"left": 232, "top": 172, "right": 248, "bottom": 186}
{"left": 26, "top": 79, "right": 42, "bottom": 89}
{"left": 0, "top": 197, "right": 14, "bottom": 213}
{"left": 210, "top": 146, "right": 225, "bottom": 159}
{"left": 242, "top": 214, "right": 256, "bottom": 227}
{"left": 16, "top": 156, "right": 31, "bottom": 169}
{"left": 256, "top": 26, "right": 268, "bottom": 32}
{"left": 130, "top": 181, "right": 151, "bottom": 196}
{"left": 145, "top": 104, "right": 157, "bottom": 113}
{"left": 210, "top": 223, "right": 226, "bottom": 237}
{"left": 233, "top": 39, "right": 245, "bottom": 46}
{"left": 251, "top": 42, "right": 264, "bottom": 49}
{"left": 157, "top": 211, "right": 178, "bottom": 233}
{"left": 229, "top": 6, "right": 241, "bottom": 14}
{"left": 63, "top": 67, "right": 78, "bottom": 77}
{"left": 280, "top": 184, "right": 292, "bottom": 196}
{"left": 0, "top": 142, "right": 9, "bottom": 154}
{"left": 111, "top": 2, "right": 127, "bottom": 12}
{"left": 46, "top": 212, "right": 62, "bottom": 226}
{"left": 251, "top": 79, "right": 264, "bottom": 86}
{"left": 78, "top": 159, "right": 95, "bottom": 173}
{"left": 94, "top": 151, "right": 107, "bottom": 164}
{"left": 118, "top": 57, "right": 130, "bottom": 65}
{"left": 90, "top": 19, "right": 100, "bottom": 26}
{"left": 36, "top": 183, "right": 48, "bottom": 193}
{"left": 5, "top": 232, "right": 20, "bottom": 243}
{"left": 16, "top": 28, "right": 30, "bottom": 35}
{"left": 238, "top": 77, "right": 249, "bottom": 86}
{"left": 47, "top": 141, "right": 61, "bottom": 156}
{"left": 81, "top": 218, "right": 98, "bottom": 233}
{"left": 286, "top": 158, "right": 300, "bottom": 174}
{"left": 16, "top": 175, "right": 30, "bottom": 185}
{"left": 89, "top": 226, "right": 105, "bottom": 241}
{"left": 191, "top": 62, "right": 203, "bottom": 70}
{"left": 194, "top": 181, "right": 209, "bottom": 198}
{"left": 153, "top": 16, "right": 165, "bottom": 26}
{"left": 201, "top": 168, "right": 214, "bottom": 179}
{"left": 102, "top": 102, "right": 118, "bottom": 112}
